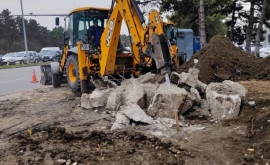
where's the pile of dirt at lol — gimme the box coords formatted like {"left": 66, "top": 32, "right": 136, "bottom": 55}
{"left": 178, "top": 35, "right": 270, "bottom": 84}
{"left": 11, "top": 127, "right": 191, "bottom": 164}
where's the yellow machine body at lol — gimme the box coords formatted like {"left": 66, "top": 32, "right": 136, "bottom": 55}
{"left": 57, "top": 0, "right": 178, "bottom": 92}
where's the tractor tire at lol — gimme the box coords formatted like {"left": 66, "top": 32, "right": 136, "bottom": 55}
{"left": 52, "top": 74, "right": 61, "bottom": 88}
{"left": 66, "top": 55, "right": 80, "bottom": 92}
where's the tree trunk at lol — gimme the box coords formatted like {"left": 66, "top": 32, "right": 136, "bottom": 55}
{"left": 230, "top": 0, "right": 237, "bottom": 41}
{"left": 245, "top": 0, "right": 255, "bottom": 55}
{"left": 255, "top": 0, "right": 268, "bottom": 57}
{"left": 199, "top": 0, "right": 207, "bottom": 47}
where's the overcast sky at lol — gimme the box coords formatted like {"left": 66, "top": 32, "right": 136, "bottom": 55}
{"left": 0, "top": 0, "right": 131, "bottom": 34}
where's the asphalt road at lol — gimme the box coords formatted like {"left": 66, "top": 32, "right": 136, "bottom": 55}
{"left": 0, "top": 66, "right": 42, "bottom": 96}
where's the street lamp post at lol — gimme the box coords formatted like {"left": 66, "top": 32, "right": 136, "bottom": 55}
{"left": 20, "top": 0, "right": 29, "bottom": 64}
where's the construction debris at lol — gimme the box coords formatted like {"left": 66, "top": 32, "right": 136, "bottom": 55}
{"left": 81, "top": 89, "right": 112, "bottom": 109}
{"left": 147, "top": 84, "right": 188, "bottom": 118}
{"left": 206, "top": 80, "right": 247, "bottom": 120}
{"left": 81, "top": 65, "right": 248, "bottom": 131}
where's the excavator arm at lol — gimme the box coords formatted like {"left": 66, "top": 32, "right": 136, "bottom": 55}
{"left": 99, "top": 0, "right": 173, "bottom": 76}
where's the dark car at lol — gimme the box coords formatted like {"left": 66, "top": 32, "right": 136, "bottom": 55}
{"left": 41, "top": 50, "right": 61, "bottom": 62}
{"left": 0, "top": 54, "right": 3, "bottom": 65}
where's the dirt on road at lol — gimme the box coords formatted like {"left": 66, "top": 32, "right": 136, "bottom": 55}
{"left": 0, "top": 81, "right": 270, "bottom": 165}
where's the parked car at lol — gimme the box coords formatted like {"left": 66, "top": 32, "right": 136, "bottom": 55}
{"left": 2, "top": 53, "right": 16, "bottom": 65}
{"left": 0, "top": 54, "right": 3, "bottom": 65}
{"left": 41, "top": 50, "right": 62, "bottom": 62}
{"left": 259, "top": 46, "right": 270, "bottom": 58}
{"left": 13, "top": 52, "right": 26, "bottom": 64}
{"left": 14, "top": 51, "right": 41, "bottom": 64}
{"left": 40, "top": 47, "right": 60, "bottom": 53}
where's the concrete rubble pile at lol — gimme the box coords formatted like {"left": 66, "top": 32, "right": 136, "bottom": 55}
{"left": 81, "top": 68, "right": 247, "bottom": 131}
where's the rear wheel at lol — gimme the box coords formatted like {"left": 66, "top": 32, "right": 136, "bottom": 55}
{"left": 66, "top": 55, "right": 80, "bottom": 92}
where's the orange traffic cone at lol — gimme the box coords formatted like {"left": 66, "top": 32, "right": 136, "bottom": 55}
{"left": 31, "top": 69, "right": 38, "bottom": 83}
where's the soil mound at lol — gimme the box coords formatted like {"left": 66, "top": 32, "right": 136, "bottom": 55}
{"left": 178, "top": 35, "right": 270, "bottom": 84}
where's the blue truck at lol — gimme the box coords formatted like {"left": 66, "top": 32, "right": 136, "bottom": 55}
{"left": 174, "top": 29, "right": 201, "bottom": 62}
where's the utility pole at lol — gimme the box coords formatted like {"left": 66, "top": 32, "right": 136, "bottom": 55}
{"left": 20, "top": 0, "right": 29, "bottom": 63}
{"left": 199, "top": 0, "right": 207, "bottom": 48}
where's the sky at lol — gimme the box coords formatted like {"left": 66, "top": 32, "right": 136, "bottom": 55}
{"left": 0, "top": 0, "right": 129, "bottom": 34}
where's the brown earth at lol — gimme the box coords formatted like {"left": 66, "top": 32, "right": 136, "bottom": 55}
{"left": 178, "top": 35, "right": 270, "bottom": 84}
{"left": 0, "top": 81, "right": 270, "bottom": 165}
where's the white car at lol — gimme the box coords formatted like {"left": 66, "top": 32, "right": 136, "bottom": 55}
{"left": 259, "top": 46, "right": 270, "bottom": 58}
{"left": 2, "top": 53, "right": 16, "bottom": 65}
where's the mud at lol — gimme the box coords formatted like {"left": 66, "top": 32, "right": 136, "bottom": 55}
{"left": 179, "top": 35, "right": 270, "bottom": 84}
{"left": 12, "top": 128, "right": 188, "bottom": 165}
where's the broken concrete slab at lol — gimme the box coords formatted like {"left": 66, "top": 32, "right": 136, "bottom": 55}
{"left": 106, "top": 89, "right": 122, "bottom": 110}
{"left": 206, "top": 81, "right": 247, "bottom": 120}
{"left": 121, "top": 104, "right": 153, "bottom": 124}
{"left": 222, "top": 80, "right": 247, "bottom": 98}
{"left": 121, "top": 79, "right": 146, "bottom": 109}
{"left": 142, "top": 83, "right": 159, "bottom": 107}
{"left": 111, "top": 113, "right": 130, "bottom": 130}
{"left": 173, "top": 69, "right": 207, "bottom": 94}
{"left": 153, "top": 74, "right": 166, "bottom": 84}
{"left": 148, "top": 83, "right": 188, "bottom": 119}
{"left": 137, "top": 72, "right": 156, "bottom": 84}
{"left": 81, "top": 89, "right": 111, "bottom": 109}
{"left": 92, "top": 79, "right": 118, "bottom": 90}
{"left": 187, "top": 100, "right": 211, "bottom": 118}
{"left": 181, "top": 94, "right": 194, "bottom": 115}
{"left": 190, "top": 88, "right": 202, "bottom": 103}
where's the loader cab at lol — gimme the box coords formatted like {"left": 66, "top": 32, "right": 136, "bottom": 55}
{"left": 65, "top": 7, "right": 110, "bottom": 48}
{"left": 164, "top": 22, "right": 175, "bottom": 44}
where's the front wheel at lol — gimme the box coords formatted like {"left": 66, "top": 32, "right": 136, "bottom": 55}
{"left": 52, "top": 74, "right": 61, "bottom": 88}
{"left": 66, "top": 55, "right": 80, "bottom": 92}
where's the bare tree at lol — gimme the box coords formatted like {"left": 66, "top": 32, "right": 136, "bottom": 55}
{"left": 245, "top": 0, "right": 256, "bottom": 54}
{"left": 255, "top": 0, "right": 268, "bottom": 57}
{"left": 199, "top": 0, "right": 207, "bottom": 47}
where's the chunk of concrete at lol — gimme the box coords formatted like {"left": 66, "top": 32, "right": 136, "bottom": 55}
{"left": 121, "top": 79, "right": 146, "bottom": 109}
{"left": 81, "top": 89, "right": 111, "bottom": 109}
{"left": 121, "top": 104, "right": 153, "bottom": 124}
{"left": 142, "top": 83, "right": 159, "bottom": 107}
{"left": 188, "top": 100, "right": 211, "bottom": 118}
{"left": 178, "top": 68, "right": 207, "bottom": 94}
{"left": 137, "top": 72, "right": 156, "bottom": 84}
{"left": 181, "top": 94, "right": 194, "bottom": 115}
{"left": 206, "top": 82, "right": 247, "bottom": 120}
{"left": 190, "top": 88, "right": 202, "bottom": 103}
{"left": 106, "top": 89, "right": 122, "bottom": 110}
{"left": 148, "top": 84, "right": 188, "bottom": 119}
{"left": 92, "top": 79, "right": 118, "bottom": 90}
{"left": 111, "top": 113, "right": 130, "bottom": 130}
{"left": 222, "top": 80, "right": 247, "bottom": 98}
{"left": 153, "top": 74, "right": 166, "bottom": 84}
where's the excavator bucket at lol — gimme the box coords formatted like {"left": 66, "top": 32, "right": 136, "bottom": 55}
{"left": 40, "top": 65, "right": 52, "bottom": 85}
{"left": 149, "top": 33, "right": 172, "bottom": 73}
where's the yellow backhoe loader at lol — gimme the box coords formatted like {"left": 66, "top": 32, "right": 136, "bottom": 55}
{"left": 41, "top": 0, "right": 179, "bottom": 93}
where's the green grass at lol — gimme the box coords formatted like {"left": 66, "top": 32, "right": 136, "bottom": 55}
{"left": 0, "top": 62, "right": 50, "bottom": 70}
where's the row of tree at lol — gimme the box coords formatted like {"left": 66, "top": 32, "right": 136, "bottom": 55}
{"left": 139, "top": 0, "right": 270, "bottom": 56}
{"left": 0, "top": 9, "right": 64, "bottom": 55}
